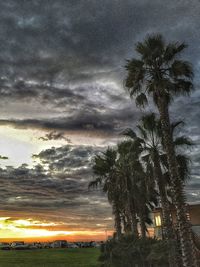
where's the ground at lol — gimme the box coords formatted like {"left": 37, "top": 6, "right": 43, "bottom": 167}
{"left": 0, "top": 248, "right": 100, "bottom": 267}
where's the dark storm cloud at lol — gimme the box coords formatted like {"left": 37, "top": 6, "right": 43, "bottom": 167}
{"left": 33, "top": 144, "right": 103, "bottom": 171}
{"left": 0, "top": 0, "right": 199, "bottom": 144}
{"left": 0, "top": 0, "right": 199, "bottom": 111}
{"left": 0, "top": 145, "right": 113, "bottom": 229}
{"left": 0, "top": 80, "right": 86, "bottom": 107}
{"left": 0, "top": 105, "right": 140, "bottom": 135}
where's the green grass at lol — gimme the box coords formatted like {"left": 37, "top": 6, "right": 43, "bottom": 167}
{"left": 0, "top": 248, "right": 100, "bottom": 267}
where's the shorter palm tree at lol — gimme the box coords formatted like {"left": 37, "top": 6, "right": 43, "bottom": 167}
{"left": 90, "top": 141, "right": 158, "bottom": 240}
{"left": 89, "top": 148, "right": 123, "bottom": 238}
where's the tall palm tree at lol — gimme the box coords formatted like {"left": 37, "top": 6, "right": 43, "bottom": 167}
{"left": 125, "top": 34, "right": 197, "bottom": 267}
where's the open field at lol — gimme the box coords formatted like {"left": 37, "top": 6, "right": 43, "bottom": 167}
{"left": 0, "top": 248, "right": 100, "bottom": 267}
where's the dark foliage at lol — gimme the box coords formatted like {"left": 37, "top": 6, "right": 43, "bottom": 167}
{"left": 99, "top": 235, "right": 170, "bottom": 267}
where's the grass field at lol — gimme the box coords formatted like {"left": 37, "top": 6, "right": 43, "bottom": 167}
{"left": 0, "top": 248, "right": 100, "bottom": 267}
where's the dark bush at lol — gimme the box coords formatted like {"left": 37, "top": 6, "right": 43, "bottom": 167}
{"left": 99, "top": 235, "right": 170, "bottom": 267}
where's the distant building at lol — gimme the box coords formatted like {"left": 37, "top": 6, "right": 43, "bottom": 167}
{"left": 151, "top": 203, "right": 200, "bottom": 239}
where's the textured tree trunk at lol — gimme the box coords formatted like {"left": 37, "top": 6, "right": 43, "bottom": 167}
{"left": 131, "top": 209, "right": 139, "bottom": 238}
{"left": 122, "top": 214, "right": 127, "bottom": 233}
{"left": 113, "top": 204, "right": 122, "bottom": 239}
{"left": 126, "top": 171, "right": 139, "bottom": 238}
{"left": 157, "top": 98, "right": 198, "bottom": 267}
{"left": 138, "top": 206, "right": 146, "bottom": 238}
{"left": 153, "top": 151, "right": 174, "bottom": 239}
{"left": 153, "top": 152, "right": 182, "bottom": 267}
{"left": 140, "top": 218, "right": 146, "bottom": 239}
{"left": 139, "top": 211, "right": 146, "bottom": 239}
{"left": 123, "top": 210, "right": 132, "bottom": 233}
{"left": 138, "top": 178, "right": 147, "bottom": 239}
{"left": 127, "top": 191, "right": 139, "bottom": 238}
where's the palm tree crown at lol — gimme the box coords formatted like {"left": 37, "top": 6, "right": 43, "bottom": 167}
{"left": 125, "top": 34, "right": 193, "bottom": 107}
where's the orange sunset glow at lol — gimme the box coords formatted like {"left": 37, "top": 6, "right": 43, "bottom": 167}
{"left": 0, "top": 217, "right": 113, "bottom": 242}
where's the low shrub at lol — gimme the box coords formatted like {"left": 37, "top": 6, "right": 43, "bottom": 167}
{"left": 99, "top": 235, "right": 170, "bottom": 267}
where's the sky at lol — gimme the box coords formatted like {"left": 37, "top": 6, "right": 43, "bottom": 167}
{"left": 0, "top": 0, "right": 200, "bottom": 242}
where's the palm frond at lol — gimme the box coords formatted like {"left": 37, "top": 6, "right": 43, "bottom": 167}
{"left": 137, "top": 125, "right": 148, "bottom": 140}
{"left": 174, "top": 136, "right": 194, "bottom": 147}
{"left": 174, "top": 79, "right": 193, "bottom": 96}
{"left": 122, "top": 128, "right": 137, "bottom": 139}
{"left": 171, "top": 120, "right": 184, "bottom": 133}
{"left": 176, "top": 154, "right": 191, "bottom": 181}
{"left": 88, "top": 177, "right": 102, "bottom": 189}
{"left": 170, "top": 60, "right": 193, "bottom": 79}
{"left": 174, "top": 42, "right": 188, "bottom": 53}
{"left": 164, "top": 42, "right": 187, "bottom": 61}
{"left": 135, "top": 93, "right": 148, "bottom": 107}
{"left": 141, "top": 113, "right": 157, "bottom": 132}
{"left": 125, "top": 59, "right": 146, "bottom": 98}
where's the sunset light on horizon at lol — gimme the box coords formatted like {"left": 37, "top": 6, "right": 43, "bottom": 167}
{"left": 0, "top": 217, "right": 113, "bottom": 242}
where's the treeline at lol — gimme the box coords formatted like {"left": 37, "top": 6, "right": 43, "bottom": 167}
{"left": 89, "top": 34, "right": 199, "bottom": 267}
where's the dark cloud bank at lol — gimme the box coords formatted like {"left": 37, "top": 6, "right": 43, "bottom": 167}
{"left": 0, "top": 145, "right": 112, "bottom": 230}
{"left": 0, "top": 0, "right": 200, "bottom": 227}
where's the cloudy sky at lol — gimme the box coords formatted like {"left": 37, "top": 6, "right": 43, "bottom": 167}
{"left": 0, "top": 0, "right": 199, "bottom": 241}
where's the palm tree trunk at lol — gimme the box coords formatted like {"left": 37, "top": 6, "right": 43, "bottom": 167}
{"left": 125, "top": 211, "right": 132, "bottom": 233}
{"left": 153, "top": 152, "right": 182, "bottom": 267}
{"left": 138, "top": 178, "right": 147, "bottom": 239}
{"left": 128, "top": 194, "right": 139, "bottom": 238}
{"left": 130, "top": 205, "right": 139, "bottom": 238}
{"left": 122, "top": 214, "right": 127, "bottom": 233}
{"left": 126, "top": 172, "right": 139, "bottom": 238}
{"left": 113, "top": 204, "right": 122, "bottom": 239}
{"left": 122, "top": 210, "right": 132, "bottom": 233}
{"left": 138, "top": 211, "right": 146, "bottom": 239}
{"left": 157, "top": 99, "right": 198, "bottom": 267}
{"left": 153, "top": 151, "right": 174, "bottom": 239}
